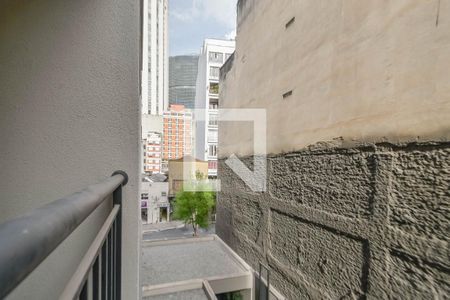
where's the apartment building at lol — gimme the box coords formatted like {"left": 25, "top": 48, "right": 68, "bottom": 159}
{"left": 141, "top": 174, "right": 169, "bottom": 224}
{"left": 141, "top": 0, "right": 168, "bottom": 176}
{"left": 169, "top": 55, "right": 199, "bottom": 109}
{"left": 195, "top": 39, "right": 235, "bottom": 177}
{"left": 143, "top": 132, "right": 162, "bottom": 174}
{"left": 162, "top": 104, "right": 193, "bottom": 170}
{"left": 142, "top": 0, "right": 169, "bottom": 115}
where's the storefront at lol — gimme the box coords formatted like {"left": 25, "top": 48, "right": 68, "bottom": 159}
{"left": 141, "top": 197, "right": 149, "bottom": 223}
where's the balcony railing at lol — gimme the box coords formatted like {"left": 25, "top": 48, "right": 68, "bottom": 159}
{"left": 0, "top": 171, "right": 128, "bottom": 299}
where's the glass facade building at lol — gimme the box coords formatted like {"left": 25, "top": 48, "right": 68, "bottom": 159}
{"left": 169, "top": 55, "right": 199, "bottom": 109}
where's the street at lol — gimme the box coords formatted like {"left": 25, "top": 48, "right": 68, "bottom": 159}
{"left": 143, "top": 223, "right": 215, "bottom": 241}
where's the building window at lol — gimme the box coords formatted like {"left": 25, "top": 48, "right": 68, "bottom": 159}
{"left": 283, "top": 90, "right": 293, "bottom": 99}
{"left": 210, "top": 66, "right": 220, "bottom": 79}
{"left": 209, "top": 115, "right": 218, "bottom": 127}
{"left": 285, "top": 17, "right": 296, "bottom": 28}
{"left": 141, "top": 193, "right": 149, "bottom": 200}
{"left": 208, "top": 160, "right": 218, "bottom": 170}
{"left": 209, "top": 145, "right": 217, "bottom": 157}
{"left": 208, "top": 130, "right": 218, "bottom": 143}
{"left": 209, "top": 82, "right": 219, "bottom": 95}
{"left": 209, "top": 99, "right": 219, "bottom": 109}
{"left": 161, "top": 192, "right": 167, "bottom": 196}
{"left": 209, "top": 52, "right": 223, "bottom": 63}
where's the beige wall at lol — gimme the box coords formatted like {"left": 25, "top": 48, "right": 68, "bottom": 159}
{"left": 0, "top": 0, "right": 140, "bottom": 298}
{"left": 220, "top": 0, "right": 450, "bottom": 157}
{"left": 168, "top": 159, "right": 209, "bottom": 196}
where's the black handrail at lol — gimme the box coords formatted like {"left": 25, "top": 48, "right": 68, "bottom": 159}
{"left": 0, "top": 171, "right": 128, "bottom": 299}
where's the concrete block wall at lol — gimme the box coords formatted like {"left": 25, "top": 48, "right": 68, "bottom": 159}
{"left": 217, "top": 141, "right": 450, "bottom": 299}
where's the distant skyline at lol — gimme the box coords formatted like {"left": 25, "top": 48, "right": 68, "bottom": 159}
{"left": 169, "top": 0, "right": 237, "bottom": 56}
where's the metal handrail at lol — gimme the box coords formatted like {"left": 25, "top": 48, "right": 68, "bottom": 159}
{"left": 0, "top": 170, "right": 128, "bottom": 299}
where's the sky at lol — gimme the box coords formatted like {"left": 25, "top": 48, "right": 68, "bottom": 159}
{"left": 169, "top": 0, "right": 237, "bottom": 56}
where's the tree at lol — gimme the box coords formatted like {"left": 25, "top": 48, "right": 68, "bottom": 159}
{"left": 173, "top": 185, "right": 215, "bottom": 236}
{"left": 195, "top": 170, "right": 205, "bottom": 180}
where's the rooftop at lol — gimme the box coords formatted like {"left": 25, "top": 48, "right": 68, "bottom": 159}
{"left": 142, "top": 173, "right": 168, "bottom": 183}
{"left": 203, "top": 38, "right": 236, "bottom": 46}
{"left": 169, "top": 155, "right": 207, "bottom": 163}
{"left": 141, "top": 235, "right": 253, "bottom": 298}
{"left": 142, "top": 237, "right": 247, "bottom": 286}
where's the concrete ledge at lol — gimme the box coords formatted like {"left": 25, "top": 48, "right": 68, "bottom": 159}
{"left": 142, "top": 279, "right": 204, "bottom": 296}
{"left": 142, "top": 279, "right": 217, "bottom": 299}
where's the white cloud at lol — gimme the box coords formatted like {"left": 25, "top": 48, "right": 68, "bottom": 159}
{"left": 202, "top": 0, "right": 237, "bottom": 28}
{"left": 169, "top": 0, "right": 200, "bottom": 23}
{"left": 225, "top": 29, "right": 236, "bottom": 40}
{"left": 170, "top": 0, "right": 237, "bottom": 29}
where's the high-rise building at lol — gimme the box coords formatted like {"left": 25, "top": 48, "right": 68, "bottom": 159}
{"left": 141, "top": 0, "right": 168, "bottom": 177}
{"left": 194, "top": 39, "right": 235, "bottom": 177}
{"left": 143, "top": 131, "right": 162, "bottom": 174}
{"left": 142, "top": 0, "right": 169, "bottom": 115}
{"left": 162, "top": 104, "right": 193, "bottom": 170}
{"left": 141, "top": 115, "right": 163, "bottom": 174}
{"left": 169, "top": 55, "right": 199, "bottom": 109}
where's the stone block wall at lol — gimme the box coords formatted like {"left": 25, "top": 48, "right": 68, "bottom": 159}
{"left": 216, "top": 142, "right": 450, "bottom": 299}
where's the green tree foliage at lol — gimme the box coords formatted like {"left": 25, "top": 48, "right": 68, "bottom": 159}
{"left": 195, "top": 170, "right": 205, "bottom": 180}
{"left": 173, "top": 185, "right": 215, "bottom": 236}
{"left": 217, "top": 291, "right": 243, "bottom": 300}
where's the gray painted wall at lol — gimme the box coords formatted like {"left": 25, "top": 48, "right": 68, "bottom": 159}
{"left": 0, "top": 0, "right": 140, "bottom": 298}
{"left": 217, "top": 142, "right": 450, "bottom": 299}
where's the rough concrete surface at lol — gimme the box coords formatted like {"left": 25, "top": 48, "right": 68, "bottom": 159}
{"left": 217, "top": 142, "right": 450, "bottom": 299}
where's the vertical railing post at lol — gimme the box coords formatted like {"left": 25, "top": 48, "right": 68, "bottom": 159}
{"left": 257, "top": 263, "right": 261, "bottom": 300}
{"left": 93, "top": 257, "right": 99, "bottom": 300}
{"left": 112, "top": 182, "right": 123, "bottom": 300}
{"left": 108, "top": 230, "right": 112, "bottom": 298}
{"left": 111, "top": 171, "right": 127, "bottom": 300}
{"left": 101, "top": 242, "right": 107, "bottom": 300}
